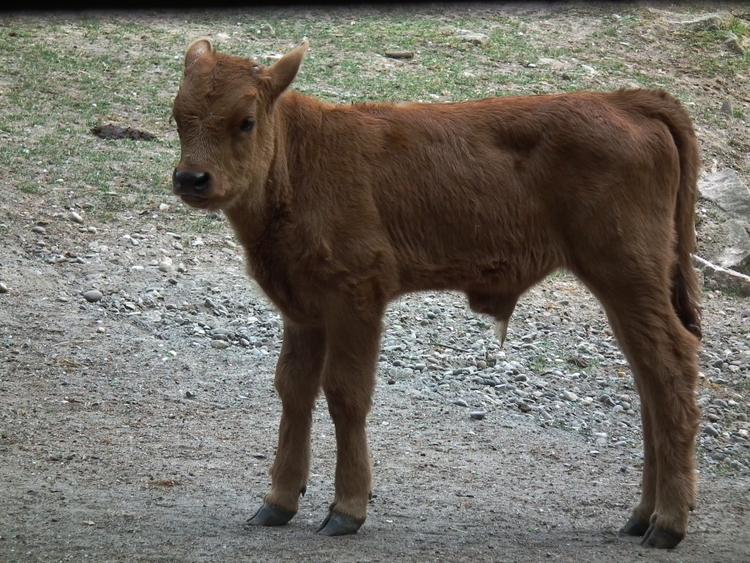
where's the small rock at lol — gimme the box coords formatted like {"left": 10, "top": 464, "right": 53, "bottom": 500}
{"left": 469, "top": 410, "right": 486, "bottom": 420}
{"left": 703, "top": 423, "right": 720, "bottom": 437}
{"left": 599, "top": 394, "right": 615, "bottom": 407}
{"left": 159, "top": 258, "right": 174, "bottom": 273}
{"left": 32, "top": 225, "right": 46, "bottom": 234}
{"left": 184, "top": 390, "right": 196, "bottom": 399}
{"left": 562, "top": 390, "right": 578, "bottom": 402}
{"left": 453, "top": 399, "right": 469, "bottom": 407}
{"left": 82, "top": 289, "right": 103, "bottom": 303}
{"left": 384, "top": 50, "right": 414, "bottom": 60}
{"left": 159, "top": 203, "right": 170, "bottom": 211}
{"left": 87, "top": 226, "right": 98, "bottom": 234}
{"left": 0, "top": 282, "right": 7, "bottom": 293}
{"left": 211, "top": 339, "right": 230, "bottom": 349}
{"left": 725, "top": 33, "right": 745, "bottom": 56}
{"left": 678, "top": 14, "right": 723, "bottom": 31}
{"left": 69, "top": 211, "right": 84, "bottom": 224}
{"left": 456, "top": 29, "right": 489, "bottom": 46}
{"left": 177, "top": 263, "right": 187, "bottom": 273}
{"left": 518, "top": 402, "right": 532, "bottom": 413}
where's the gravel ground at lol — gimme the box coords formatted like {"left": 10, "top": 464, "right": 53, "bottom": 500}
{"left": 1, "top": 201, "right": 749, "bottom": 561}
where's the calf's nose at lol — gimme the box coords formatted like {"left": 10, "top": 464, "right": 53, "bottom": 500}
{"left": 173, "top": 169, "right": 211, "bottom": 195}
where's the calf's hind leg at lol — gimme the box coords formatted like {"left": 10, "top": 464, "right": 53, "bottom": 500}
{"left": 591, "top": 279, "right": 700, "bottom": 548}
{"left": 248, "top": 323, "right": 325, "bottom": 526}
{"left": 620, "top": 383, "right": 657, "bottom": 537}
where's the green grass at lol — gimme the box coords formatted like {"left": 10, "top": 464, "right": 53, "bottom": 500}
{"left": 1, "top": 7, "right": 748, "bottom": 232}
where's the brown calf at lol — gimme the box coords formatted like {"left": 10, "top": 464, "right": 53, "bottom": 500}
{"left": 171, "top": 38, "right": 702, "bottom": 548}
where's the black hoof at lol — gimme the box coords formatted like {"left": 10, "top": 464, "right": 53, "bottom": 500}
{"left": 641, "top": 524, "right": 684, "bottom": 549}
{"left": 316, "top": 510, "right": 364, "bottom": 536}
{"left": 246, "top": 502, "right": 296, "bottom": 527}
{"left": 619, "top": 514, "right": 650, "bottom": 537}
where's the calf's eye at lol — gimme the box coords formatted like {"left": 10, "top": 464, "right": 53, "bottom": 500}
{"left": 240, "top": 118, "right": 255, "bottom": 133}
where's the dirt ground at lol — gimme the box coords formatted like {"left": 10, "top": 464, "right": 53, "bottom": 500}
{"left": 1, "top": 3, "right": 749, "bottom": 562}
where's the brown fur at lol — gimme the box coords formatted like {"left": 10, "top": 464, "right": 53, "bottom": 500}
{"left": 172, "top": 39, "right": 702, "bottom": 546}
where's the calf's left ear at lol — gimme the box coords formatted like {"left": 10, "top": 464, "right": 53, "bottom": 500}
{"left": 267, "top": 40, "right": 308, "bottom": 100}
{"left": 185, "top": 36, "right": 215, "bottom": 74}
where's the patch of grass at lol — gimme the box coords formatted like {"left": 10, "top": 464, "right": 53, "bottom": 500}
{"left": 18, "top": 181, "right": 42, "bottom": 194}
{"left": 189, "top": 213, "right": 226, "bottom": 234}
{"left": 1, "top": 7, "right": 747, "bottom": 236}
{"left": 530, "top": 355, "right": 550, "bottom": 374}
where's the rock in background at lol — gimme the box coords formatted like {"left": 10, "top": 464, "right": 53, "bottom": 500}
{"left": 698, "top": 168, "right": 750, "bottom": 276}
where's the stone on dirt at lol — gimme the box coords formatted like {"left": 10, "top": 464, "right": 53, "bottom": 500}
{"left": 82, "top": 289, "right": 103, "bottom": 303}
{"left": 455, "top": 29, "right": 489, "bottom": 45}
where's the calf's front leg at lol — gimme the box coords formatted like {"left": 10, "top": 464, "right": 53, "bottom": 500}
{"left": 248, "top": 322, "right": 325, "bottom": 526}
{"left": 317, "top": 307, "right": 383, "bottom": 536}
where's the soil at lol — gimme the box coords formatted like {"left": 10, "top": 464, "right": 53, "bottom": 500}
{"left": 1, "top": 4, "right": 749, "bottom": 562}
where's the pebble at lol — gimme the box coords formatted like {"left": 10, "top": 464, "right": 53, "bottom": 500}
{"left": 159, "top": 259, "right": 174, "bottom": 273}
{"left": 32, "top": 225, "right": 46, "bottom": 234}
{"left": 599, "top": 394, "right": 615, "bottom": 406}
{"left": 725, "top": 34, "right": 745, "bottom": 56}
{"left": 518, "top": 402, "right": 532, "bottom": 413}
{"left": 0, "top": 282, "right": 7, "bottom": 293}
{"left": 211, "top": 339, "right": 230, "bottom": 349}
{"left": 453, "top": 399, "right": 469, "bottom": 407}
{"left": 69, "top": 211, "right": 84, "bottom": 224}
{"left": 82, "top": 289, "right": 103, "bottom": 303}
{"left": 704, "top": 423, "right": 720, "bottom": 437}
{"left": 562, "top": 390, "right": 578, "bottom": 402}
{"left": 456, "top": 29, "right": 489, "bottom": 45}
{"left": 469, "top": 411, "right": 486, "bottom": 420}
{"left": 385, "top": 51, "right": 414, "bottom": 60}
{"left": 184, "top": 390, "right": 196, "bottom": 399}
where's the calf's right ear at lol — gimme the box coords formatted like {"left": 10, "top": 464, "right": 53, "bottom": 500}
{"left": 184, "top": 37, "right": 215, "bottom": 74}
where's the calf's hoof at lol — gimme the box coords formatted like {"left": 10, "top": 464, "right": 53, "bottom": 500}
{"left": 640, "top": 524, "right": 684, "bottom": 549}
{"left": 619, "top": 514, "right": 650, "bottom": 537}
{"left": 246, "top": 503, "right": 296, "bottom": 527}
{"left": 316, "top": 510, "right": 364, "bottom": 536}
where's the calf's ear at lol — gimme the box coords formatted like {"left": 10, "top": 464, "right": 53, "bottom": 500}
{"left": 184, "top": 37, "right": 214, "bottom": 74}
{"left": 267, "top": 40, "right": 308, "bottom": 100}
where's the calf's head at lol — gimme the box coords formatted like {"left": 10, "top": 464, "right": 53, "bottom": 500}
{"left": 171, "top": 38, "right": 307, "bottom": 210}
